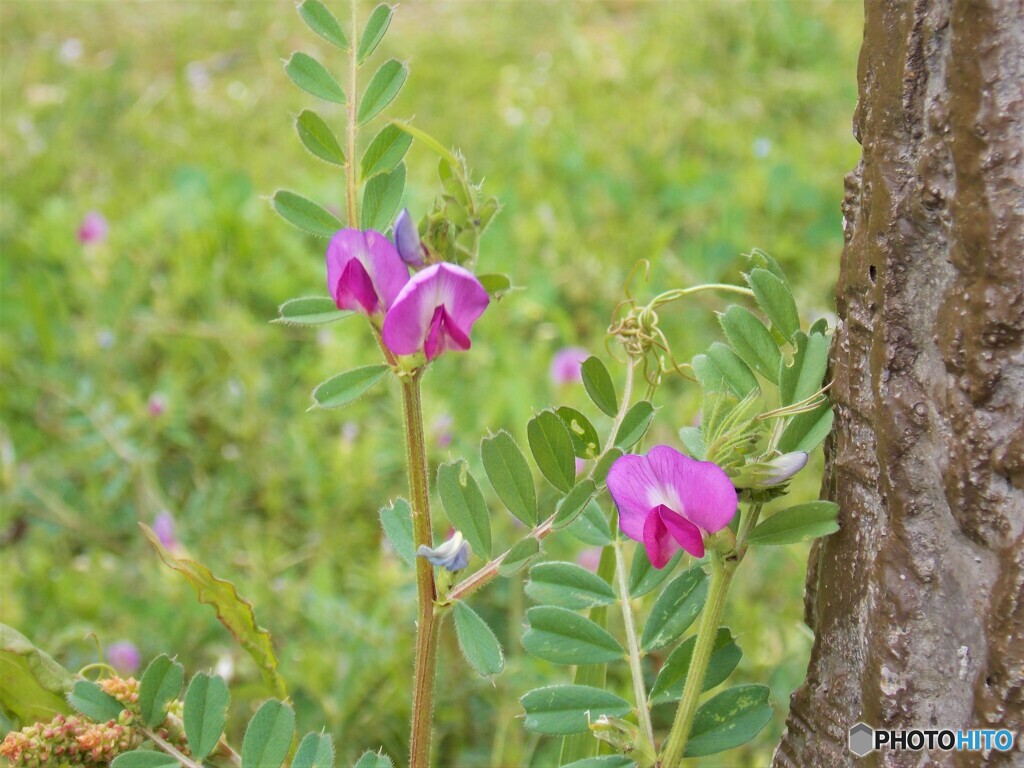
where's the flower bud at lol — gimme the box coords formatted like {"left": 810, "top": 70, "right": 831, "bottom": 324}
{"left": 757, "top": 451, "right": 809, "bottom": 487}
{"left": 416, "top": 530, "right": 472, "bottom": 572}
{"left": 394, "top": 208, "right": 424, "bottom": 267}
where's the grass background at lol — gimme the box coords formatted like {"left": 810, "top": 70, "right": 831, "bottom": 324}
{"left": 0, "top": 1, "right": 861, "bottom": 765}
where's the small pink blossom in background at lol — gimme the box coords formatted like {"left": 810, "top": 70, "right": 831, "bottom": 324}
{"left": 576, "top": 547, "right": 602, "bottom": 572}
{"left": 106, "top": 641, "right": 140, "bottom": 675}
{"left": 575, "top": 458, "right": 588, "bottom": 476}
{"left": 77, "top": 212, "right": 108, "bottom": 245}
{"left": 433, "top": 414, "right": 454, "bottom": 448}
{"left": 153, "top": 512, "right": 178, "bottom": 550}
{"left": 550, "top": 346, "right": 589, "bottom": 384}
{"left": 341, "top": 421, "right": 360, "bottom": 446}
{"left": 147, "top": 393, "right": 167, "bottom": 417}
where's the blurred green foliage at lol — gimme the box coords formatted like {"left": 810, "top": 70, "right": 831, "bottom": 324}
{"left": 0, "top": 1, "right": 860, "bottom": 765}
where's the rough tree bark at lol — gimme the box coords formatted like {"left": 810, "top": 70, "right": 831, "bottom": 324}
{"left": 773, "top": 0, "right": 1023, "bottom": 766}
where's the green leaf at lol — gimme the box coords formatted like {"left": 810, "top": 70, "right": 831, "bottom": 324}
{"left": 747, "top": 268, "right": 801, "bottom": 341}
{"left": 677, "top": 427, "right": 706, "bottom": 460}
{"left": 809, "top": 316, "right": 830, "bottom": 335}
{"left": 295, "top": 109, "right": 345, "bottom": 166}
{"left": 523, "top": 606, "right": 624, "bottom": 665}
{"left": 477, "top": 273, "right": 513, "bottom": 299}
{"left": 292, "top": 732, "right": 335, "bottom": 768}
{"left": 779, "top": 332, "right": 829, "bottom": 407}
{"left": 581, "top": 357, "right": 618, "bottom": 417}
{"left": 561, "top": 758, "right": 637, "bottom": 768}
{"left": 747, "top": 248, "right": 787, "bottom": 283}
{"left": 567, "top": 500, "right": 612, "bottom": 546}
{"left": 379, "top": 498, "right": 414, "bottom": 566}
{"left": 298, "top": 0, "right": 348, "bottom": 49}
{"left": 272, "top": 190, "right": 342, "bottom": 238}
{"left": 453, "top": 602, "right": 504, "bottom": 678}
{"left": 693, "top": 343, "right": 760, "bottom": 398}
{"left": 312, "top": 365, "right": 390, "bottom": 409}
{"left": 241, "top": 699, "right": 295, "bottom": 768}
{"left": 354, "top": 751, "right": 394, "bottom": 768}
{"left": 628, "top": 548, "right": 683, "bottom": 598}
{"left": 437, "top": 461, "right": 491, "bottom": 558}
{"left": 68, "top": 680, "right": 124, "bottom": 722}
{"left": 525, "top": 562, "right": 616, "bottom": 609}
{"left": 357, "top": 4, "right": 393, "bottom": 63}
{"left": 641, "top": 565, "right": 709, "bottom": 651}
{"left": 593, "top": 447, "right": 622, "bottom": 485}
{"left": 0, "top": 623, "right": 73, "bottom": 724}
{"left": 360, "top": 124, "right": 412, "bottom": 181}
{"left": 553, "top": 479, "right": 597, "bottom": 529}
{"left": 684, "top": 684, "right": 773, "bottom": 757}
{"left": 649, "top": 628, "right": 742, "bottom": 705}
{"left": 527, "top": 410, "right": 577, "bottom": 493}
{"left": 498, "top": 537, "right": 540, "bottom": 576}
{"left": 779, "top": 401, "right": 834, "bottom": 453}
{"left": 138, "top": 654, "right": 184, "bottom": 727}
{"left": 556, "top": 407, "right": 601, "bottom": 459}
{"left": 719, "top": 305, "right": 781, "bottom": 383}
{"left": 361, "top": 162, "right": 405, "bottom": 231}
{"left": 273, "top": 296, "right": 349, "bottom": 327}
{"left": 111, "top": 752, "right": 182, "bottom": 768}
{"left": 357, "top": 59, "right": 408, "bottom": 125}
{"left": 747, "top": 501, "right": 839, "bottom": 546}
{"left": 613, "top": 400, "right": 655, "bottom": 449}
{"left": 183, "top": 673, "right": 229, "bottom": 761}
{"left": 521, "top": 685, "right": 631, "bottom": 736}
{"left": 481, "top": 430, "right": 537, "bottom": 526}
{"left": 140, "top": 525, "right": 287, "bottom": 700}
{"left": 284, "top": 52, "right": 346, "bottom": 103}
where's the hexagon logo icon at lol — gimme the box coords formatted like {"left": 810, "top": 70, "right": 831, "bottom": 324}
{"left": 849, "top": 722, "right": 874, "bottom": 757}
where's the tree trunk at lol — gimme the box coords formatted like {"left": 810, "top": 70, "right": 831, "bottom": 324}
{"left": 773, "top": 0, "right": 1024, "bottom": 765}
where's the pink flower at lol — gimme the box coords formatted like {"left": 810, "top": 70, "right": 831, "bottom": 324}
{"left": 550, "top": 346, "right": 589, "bottom": 384}
{"left": 382, "top": 263, "right": 489, "bottom": 360}
{"left": 606, "top": 446, "right": 737, "bottom": 568}
{"left": 77, "top": 212, "right": 108, "bottom": 244}
{"left": 326, "top": 229, "right": 409, "bottom": 315}
{"left": 106, "top": 641, "right": 140, "bottom": 675}
{"left": 153, "top": 512, "right": 178, "bottom": 550}
{"left": 147, "top": 393, "right": 167, "bottom": 416}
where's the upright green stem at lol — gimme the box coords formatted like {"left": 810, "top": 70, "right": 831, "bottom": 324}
{"left": 658, "top": 552, "right": 734, "bottom": 767}
{"left": 345, "top": 0, "right": 359, "bottom": 226}
{"left": 401, "top": 374, "right": 438, "bottom": 768}
{"left": 613, "top": 535, "right": 655, "bottom": 750}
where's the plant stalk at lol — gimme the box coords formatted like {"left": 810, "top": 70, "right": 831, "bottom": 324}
{"left": 658, "top": 551, "right": 734, "bottom": 767}
{"left": 401, "top": 374, "right": 439, "bottom": 768}
{"left": 613, "top": 535, "right": 655, "bottom": 750}
{"left": 345, "top": 0, "right": 359, "bottom": 227}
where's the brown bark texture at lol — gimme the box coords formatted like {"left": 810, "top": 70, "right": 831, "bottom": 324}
{"left": 773, "top": 0, "right": 1024, "bottom": 766}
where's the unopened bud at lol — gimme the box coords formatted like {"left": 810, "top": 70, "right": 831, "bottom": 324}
{"left": 394, "top": 208, "right": 425, "bottom": 267}
{"left": 416, "top": 531, "right": 472, "bottom": 572}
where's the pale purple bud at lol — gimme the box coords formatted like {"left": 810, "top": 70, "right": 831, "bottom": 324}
{"left": 433, "top": 414, "right": 454, "bottom": 448}
{"left": 106, "top": 641, "right": 140, "bottom": 675}
{"left": 417, "top": 531, "right": 472, "bottom": 572}
{"left": 153, "top": 512, "right": 178, "bottom": 550}
{"left": 550, "top": 347, "right": 589, "bottom": 385}
{"left": 393, "top": 208, "right": 424, "bottom": 267}
{"left": 77, "top": 212, "right": 108, "bottom": 244}
{"left": 757, "top": 451, "right": 809, "bottom": 486}
{"left": 147, "top": 393, "right": 167, "bottom": 416}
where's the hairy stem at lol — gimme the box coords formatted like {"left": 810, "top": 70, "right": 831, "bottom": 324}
{"left": 613, "top": 534, "right": 655, "bottom": 749}
{"left": 401, "top": 375, "right": 438, "bottom": 768}
{"left": 345, "top": 0, "right": 359, "bottom": 226}
{"left": 658, "top": 552, "right": 734, "bottom": 767}
{"left": 142, "top": 727, "right": 205, "bottom": 768}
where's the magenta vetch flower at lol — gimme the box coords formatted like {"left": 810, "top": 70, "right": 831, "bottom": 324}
{"left": 607, "top": 446, "right": 738, "bottom": 568}
{"left": 77, "top": 212, "right": 108, "bottom": 244}
{"left": 106, "top": 641, "right": 141, "bottom": 675}
{"left": 550, "top": 346, "right": 589, "bottom": 384}
{"left": 382, "top": 263, "right": 489, "bottom": 360}
{"left": 326, "top": 229, "right": 409, "bottom": 315}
